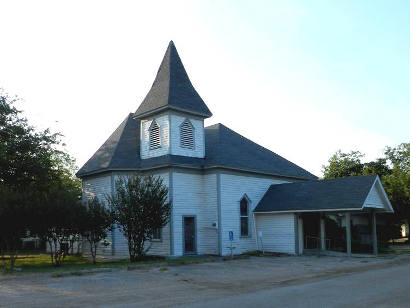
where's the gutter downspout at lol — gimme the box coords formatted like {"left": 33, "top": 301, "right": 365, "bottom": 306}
{"left": 253, "top": 212, "right": 259, "bottom": 251}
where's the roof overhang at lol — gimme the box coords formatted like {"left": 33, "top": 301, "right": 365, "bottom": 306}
{"left": 133, "top": 105, "right": 212, "bottom": 120}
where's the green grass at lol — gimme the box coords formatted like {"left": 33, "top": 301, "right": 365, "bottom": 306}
{"left": 1, "top": 254, "right": 132, "bottom": 275}
{"left": 0, "top": 253, "right": 221, "bottom": 276}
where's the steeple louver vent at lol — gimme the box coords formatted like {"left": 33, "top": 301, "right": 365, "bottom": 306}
{"left": 149, "top": 120, "right": 161, "bottom": 149}
{"left": 180, "top": 120, "right": 194, "bottom": 149}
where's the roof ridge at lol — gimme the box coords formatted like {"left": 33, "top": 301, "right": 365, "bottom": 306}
{"left": 76, "top": 114, "right": 132, "bottom": 177}
{"left": 320, "top": 174, "right": 378, "bottom": 181}
{"left": 212, "top": 123, "right": 317, "bottom": 178}
{"left": 109, "top": 113, "right": 135, "bottom": 166}
{"left": 166, "top": 41, "right": 172, "bottom": 112}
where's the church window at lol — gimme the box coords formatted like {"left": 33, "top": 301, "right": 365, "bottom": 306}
{"left": 180, "top": 119, "right": 194, "bottom": 149}
{"left": 149, "top": 120, "right": 161, "bottom": 149}
{"left": 240, "top": 196, "right": 249, "bottom": 237}
{"left": 151, "top": 228, "right": 162, "bottom": 241}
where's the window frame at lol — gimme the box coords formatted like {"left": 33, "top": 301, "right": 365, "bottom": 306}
{"left": 179, "top": 118, "right": 195, "bottom": 150}
{"left": 148, "top": 119, "right": 161, "bottom": 150}
{"left": 150, "top": 228, "right": 162, "bottom": 242}
{"left": 239, "top": 195, "right": 251, "bottom": 238}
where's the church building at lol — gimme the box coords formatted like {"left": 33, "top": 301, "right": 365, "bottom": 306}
{"left": 77, "top": 41, "right": 393, "bottom": 258}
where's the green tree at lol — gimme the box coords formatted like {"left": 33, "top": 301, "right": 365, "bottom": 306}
{"left": 80, "top": 197, "right": 114, "bottom": 264}
{"left": 0, "top": 186, "right": 32, "bottom": 270}
{"left": 0, "top": 90, "right": 81, "bottom": 269}
{"left": 382, "top": 144, "right": 410, "bottom": 223}
{"left": 108, "top": 175, "right": 171, "bottom": 262}
{"left": 322, "top": 144, "right": 410, "bottom": 238}
{"left": 33, "top": 189, "right": 83, "bottom": 266}
{"left": 322, "top": 150, "right": 365, "bottom": 179}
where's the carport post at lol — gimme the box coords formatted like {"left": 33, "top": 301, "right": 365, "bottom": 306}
{"left": 320, "top": 214, "right": 326, "bottom": 250}
{"left": 298, "top": 215, "right": 304, "bottom": 255}
{"left": 345, "top": 212, "right": 352, "bottom": 257}
{"left": 372, "top": 211, "right": 378, "bottom": 256}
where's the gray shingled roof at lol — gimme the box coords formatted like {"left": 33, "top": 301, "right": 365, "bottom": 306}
{"left": 77, "top": 114, "right": 140, "bottom": 175}
{"left": 76, "top": 118, "right": 316, "bottom": 180}
{"left": 204, "top": 124, "right": 316, "bottom": 179}
{"left": 254, "top": 175, "right": 379, "bottom": 212}
{"left": 134, "top": 41, "right": 212, "bottom": 119}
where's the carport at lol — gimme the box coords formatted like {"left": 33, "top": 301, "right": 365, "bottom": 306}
{"left": 254, "top": 175, "right": 394, "bottom": 256}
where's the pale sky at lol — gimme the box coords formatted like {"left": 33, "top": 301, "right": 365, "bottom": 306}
{"left": 1, "top": 0, "right": 409, "bottom": 176}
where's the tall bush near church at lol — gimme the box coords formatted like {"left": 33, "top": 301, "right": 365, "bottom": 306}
{"left": 79, "top": 197, "right": 114, "bottom": 264}
{"left": 108, "top": 175, "right": 171, "bottom": 262}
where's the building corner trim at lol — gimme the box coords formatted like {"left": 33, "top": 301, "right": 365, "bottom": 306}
{"left": 217, "top": 172, "right": 222, "bottom": 256}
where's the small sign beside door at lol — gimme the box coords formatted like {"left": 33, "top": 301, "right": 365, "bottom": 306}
{"left": 229, "top": 231, "right": 234, "bottom": 241}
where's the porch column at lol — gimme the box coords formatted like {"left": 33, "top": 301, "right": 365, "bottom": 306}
{"left": 345, "top": 212, "right": 352, "bottom": 256}
{"left": 372, "top": 211, "right": 378, "bottom": 256}
{"left": 298, "top": 216, "right": 304, "bottom": 255}
{"left": 320, "top": 214, "right": 326, "bottom": 250}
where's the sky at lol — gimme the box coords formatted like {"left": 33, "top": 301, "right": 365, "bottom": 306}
{"left": 1, "top": 0, "right": 409, "bottom": 176}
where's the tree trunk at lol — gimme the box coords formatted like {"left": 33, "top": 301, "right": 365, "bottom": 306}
{"left": 6, "top": 241, "right": 18, "bottom": 270}
{"left": 91, "top": 242, "right": 97, "bottom": 265}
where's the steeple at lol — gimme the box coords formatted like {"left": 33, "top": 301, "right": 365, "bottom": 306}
{"left": 134, "top": 41, "right": 212, "bottom": 119}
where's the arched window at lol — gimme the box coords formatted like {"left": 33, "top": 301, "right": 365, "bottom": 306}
{"left": 149, "top": 120, "right": 161, "bottom": 149}
{"left": 180, "top": 119, "right": 194, "bottom": 149}
{"left": 240, "top": 196, "right": 249, "bottom": 236}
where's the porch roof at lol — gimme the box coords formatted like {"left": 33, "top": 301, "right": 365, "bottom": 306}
{"left": 254, "top": 175, "right": 393, "bottom": 213}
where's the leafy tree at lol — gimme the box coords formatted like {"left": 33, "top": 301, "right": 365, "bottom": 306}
{"left": 80, "top": 197, "right": 114, "bottom": 264}
{"left": 382, "top": 144, "right": 410, "bottom": 224}
{"left": 322, "top": 150, "right": 364, "bottom": 179}
{"left": 0, "top": 90, "right": 81, "bottom": 268}
{"left": 322, "top": 144, "right": 410, "bottom": 241}
{"left": 108, "top": 175, "right": 171, "bottom": 262}
{"left": 0, "top": 186, "right": 32, "bottom": 270}
{"left": 33, "top": 191, "right": 83, "bottom": 266}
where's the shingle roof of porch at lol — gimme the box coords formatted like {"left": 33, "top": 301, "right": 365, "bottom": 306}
{"left": 254, "top": 175, "right": 393, "bottom": 213}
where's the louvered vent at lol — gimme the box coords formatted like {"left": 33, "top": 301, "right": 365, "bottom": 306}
{"left": 180, "top": 120, "right": 194, "bottom": 149}
{"left": 149, "top": 120, "right": 161, "bottom": 149}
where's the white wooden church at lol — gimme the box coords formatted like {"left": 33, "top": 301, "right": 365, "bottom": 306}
{"left": 77, "top": 41, "right": 393, "bottom": 258}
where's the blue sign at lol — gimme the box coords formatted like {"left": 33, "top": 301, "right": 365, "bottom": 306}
{"left": 229, "top": 231, "right": 234, "bottom": 241}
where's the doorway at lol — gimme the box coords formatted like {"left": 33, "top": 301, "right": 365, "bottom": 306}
{"left": 183, "top": 216, "right": 196, "bottom": 254}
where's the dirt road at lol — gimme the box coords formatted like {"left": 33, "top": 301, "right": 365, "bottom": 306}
{"left": 1, "top": 255, "right": 409, "bottom": 307}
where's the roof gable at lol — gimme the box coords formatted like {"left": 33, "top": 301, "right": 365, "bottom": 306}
{"left": 363, "top": 177, "right": 394, "bottom": 212}
{"left": 134, "top": 41, "right": 212, "bottom": 119}
{"left": 254, "top": 175, "right": 393, "bottom": 213}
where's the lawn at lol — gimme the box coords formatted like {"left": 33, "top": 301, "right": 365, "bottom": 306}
{"left": 0, "top": 254, "right": 130, "bottom": 275}
{"left": 0, "top": 253, "right": 222, "bottom": 276}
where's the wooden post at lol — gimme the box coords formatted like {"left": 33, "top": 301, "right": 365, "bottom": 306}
{"left": 320, "top": 214, "right": 326, "bottom": 251}
{"left": 372, "top": 211, "right": 378, "bottom": 256}
{"left": 345, "top": 213, "right": 352, "bottom": 256}
{"left": 298, "top": 216, "right": 304, "bottom": 255}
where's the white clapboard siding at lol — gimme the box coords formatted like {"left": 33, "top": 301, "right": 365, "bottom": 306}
{"left": 255, "top": 213, "right": 296, "bottom": 254}
{"left": 363, "top": 181, "right": 387, "bottom": 209}
{"left": 220, "top": 172, "right": 289, "bottom": 255}
{"left": 169, "top": 114, "right": 205, "bottom": 158}
{"left": 82, "top": 174, "right": 115, "bottom": 258}
{"left": 172, "top": 172, "right": 218, "bottom": 256}
{"left": 82, "top": 171, "right": 171, "bottom": 259}
{"left": 140, "top": 113, "right": 170, "bottom": 159}
{"left": 82, "top": 174, "right": 111, "bottom": 202}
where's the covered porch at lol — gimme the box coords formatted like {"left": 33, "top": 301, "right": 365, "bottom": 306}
{"left": 254, "top": 175, "right": 394, "bottom": 256}
{"left": 297, "top": 210, "right": 379, "bottom": 256}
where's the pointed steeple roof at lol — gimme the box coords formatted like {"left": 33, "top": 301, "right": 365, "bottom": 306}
{"left": 134, "top": 41, "right": 212, "bottom": 119}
